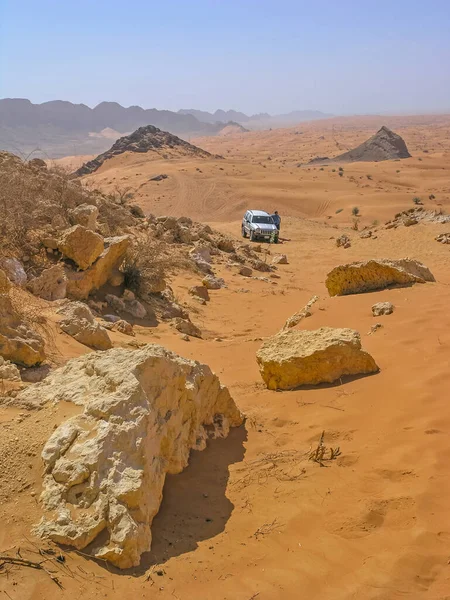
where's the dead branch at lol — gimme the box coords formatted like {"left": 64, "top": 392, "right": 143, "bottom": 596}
{"left": 0, "top": 555, "right": 63, "bottom": 588}
{"left": 253, "top": 519, "right": 282, "bottom": 539}
{"left": 309, "top": 431, "right": 342, "bottom": 467}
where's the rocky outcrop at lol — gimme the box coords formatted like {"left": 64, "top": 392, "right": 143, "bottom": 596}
{"left": 58, "top": 225, "right": 104, "bottom": 270}
{"left": 58, "top": 302, "right": 112, "bottom": 350}
{"left": 69, "top": 203, "right": 99, "bottom": 231}
{"left": 27, "top": 265, "right": 67, "bottom": 301}
{"left": 257, "top": 327, "right": 378, "bottom": 390}
{"left": 0, "top": 294, "right": 45, "bottom": 366}
{"left": 65, "top": 235, "right": 130, "bottom": 300}
{"left": 325, "top": 259, "right": 435, "bottom": 296}
{"left": 372, "top": 302, "right": 394, "bottom": 316}
{"left": 25, "top": 345, "right": 242, "bottom": 568}
{"left": 385, "top": 208, "right": 450, "bottom": 230}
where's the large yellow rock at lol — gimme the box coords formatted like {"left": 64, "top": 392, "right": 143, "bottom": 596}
{"left": 58, "top": 302, "right": 112, "bottom": 350}
{"left": 325, "top": 258, "right": 435, "bottom": 296}
{"left": 17, "top": 345, "right": 243, "bottom": 569}
{"left": 65, "top": 235, "right": 130, "bottom": 300}
{"left": 256, "top": 327, "right": 378, "bottom": 390}
{"left": 58, "top": 225, "right": 104, "bottom": 270}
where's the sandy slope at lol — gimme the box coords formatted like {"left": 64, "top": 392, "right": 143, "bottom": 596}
{"left": 74, "top": 115, "right": 450, "bottom": 227}
{"left": 2, "top": 116, "right": 450, "bottom": 599}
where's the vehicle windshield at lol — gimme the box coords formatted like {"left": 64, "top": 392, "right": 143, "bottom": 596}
{"left": 251, "top": 215, "right": 273, "bottom": 224}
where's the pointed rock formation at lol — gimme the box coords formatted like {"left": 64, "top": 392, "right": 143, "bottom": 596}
{"left": 74, "top": 125, "right": 214, "bottom": 176}
{"left": 310, "top": 126, "right": 411, "bottom": 164}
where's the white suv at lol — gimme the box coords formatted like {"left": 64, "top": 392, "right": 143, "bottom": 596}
{"left": 241, "top": 210, "right": 279, "bottom": 242}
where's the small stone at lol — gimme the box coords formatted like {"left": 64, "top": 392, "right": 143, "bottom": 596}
{"left": 238, "top": 265, "right": 253, "bottom": 277}
{"left": 202, "top": 275, "right": 225, "bottom": 290}
{"left": 372, "top": 301, "right": 394, "bottom": 316}
{"left": 272, "top": 254, "right": 288, "bottom": 265}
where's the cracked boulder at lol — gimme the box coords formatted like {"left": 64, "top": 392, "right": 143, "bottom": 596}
{"left": 257, "top": 327, "right": 378, "bottom": 390}
{"left": 58, "top": 225, "right": 104, "bottom": 270}
{"left": 65, "top": 235, "right": 130, "bottom": 300}
{"left": 21, "top": 345, "right": 243, "bottom": 568}
{"left": 27, "top": 265, "right": 67, "bottom": 301}
{"left": 58, "top": 302, "right": 112, "bottom": 350}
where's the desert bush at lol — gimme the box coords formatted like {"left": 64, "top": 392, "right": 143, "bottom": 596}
{"left": 123, "top": 233, "right": 191, "bottom": 297}
{"left": 338, "top": 171, "right": 344, "bottom": 177}
{"left": 351, "top": 218, "right": 359, "bottom": 231}
{"left": 396, "top": 170, "right": 400, "bottom": 173}
{"left": 412, "top": 197, "right": 422, "bottom": 205}
{"left": 366, "top": 174, "right": 372, "bottom": 180}
{"left": 338, "top": 167, "right": 344, "bottom": 172}
{"left": 0, "top": 153, "right": 88, "bottom": 260}
{"left": 0, "top": 151, "right": 139, "bottom": 265}
{"left": 372, "top": 219, "right": 379, "bottom": 227}
{"left": 429, "top": 194, "right": 435, "bottom": 200}
{"left": 332, "top": 169, "right": 336, "bottom": 172}
{"left": 335, "top": 208, "right": 344, "bottom": 214}
{"left": 107, "top": 185, "right": 135, "bottom": 206}
{"left": 351, "top": 206, "right": 360, "bottom": 216}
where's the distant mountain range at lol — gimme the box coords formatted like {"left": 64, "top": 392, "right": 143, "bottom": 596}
{"left": 0, "top": 98, "right": 332, "bottom": 158}
{"left": 178, "top": 108, "right": 332, "bottom": 129}
{"left": 0, "top": 99, "right": 228, "bottom": 158}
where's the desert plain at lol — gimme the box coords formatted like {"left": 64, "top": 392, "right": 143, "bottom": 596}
{"left": 1, "top": 113, "right": 450, "bottom": 599}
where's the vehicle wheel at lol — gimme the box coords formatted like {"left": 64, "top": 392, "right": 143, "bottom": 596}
{"left": 274, "top": 235, "right": 279, "bottom": 244}
{"left": 242, "top": 227, "right": 247, "bottom": 238}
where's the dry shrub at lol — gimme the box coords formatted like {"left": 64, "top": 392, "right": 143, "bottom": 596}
{"left": 123, "top": 232, "right": 192, "bottom": 297}
{"left": 0, "top": 153, "right": 89, "bottom": 259}
{"left": 0, "top": 151, "right": 139, "bottom": 265}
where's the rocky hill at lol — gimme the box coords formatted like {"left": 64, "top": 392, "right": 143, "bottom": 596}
{"left": 310, "top": 126, "right": 411, "bottom": 163}
{"left": 74, "top": 125, "right": 216, "bottom": 176}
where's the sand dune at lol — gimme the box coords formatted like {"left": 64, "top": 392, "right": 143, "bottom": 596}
{"left": 73, "top": 115, "right": 450, "bottom": 228}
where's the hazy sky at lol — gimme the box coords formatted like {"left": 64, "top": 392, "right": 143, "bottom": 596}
{"left": 1, "top": 0, "right": 449, "bottom": 115}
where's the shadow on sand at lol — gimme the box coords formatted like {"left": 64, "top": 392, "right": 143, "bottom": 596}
{"left": 137, "top": 423, "right": 247, "bottom": 571}
{"left": 274, "top": 370, "right": 380, "bottom": 392}
{"left": 74, "top": 424, "right": 247, "bottom": 575}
